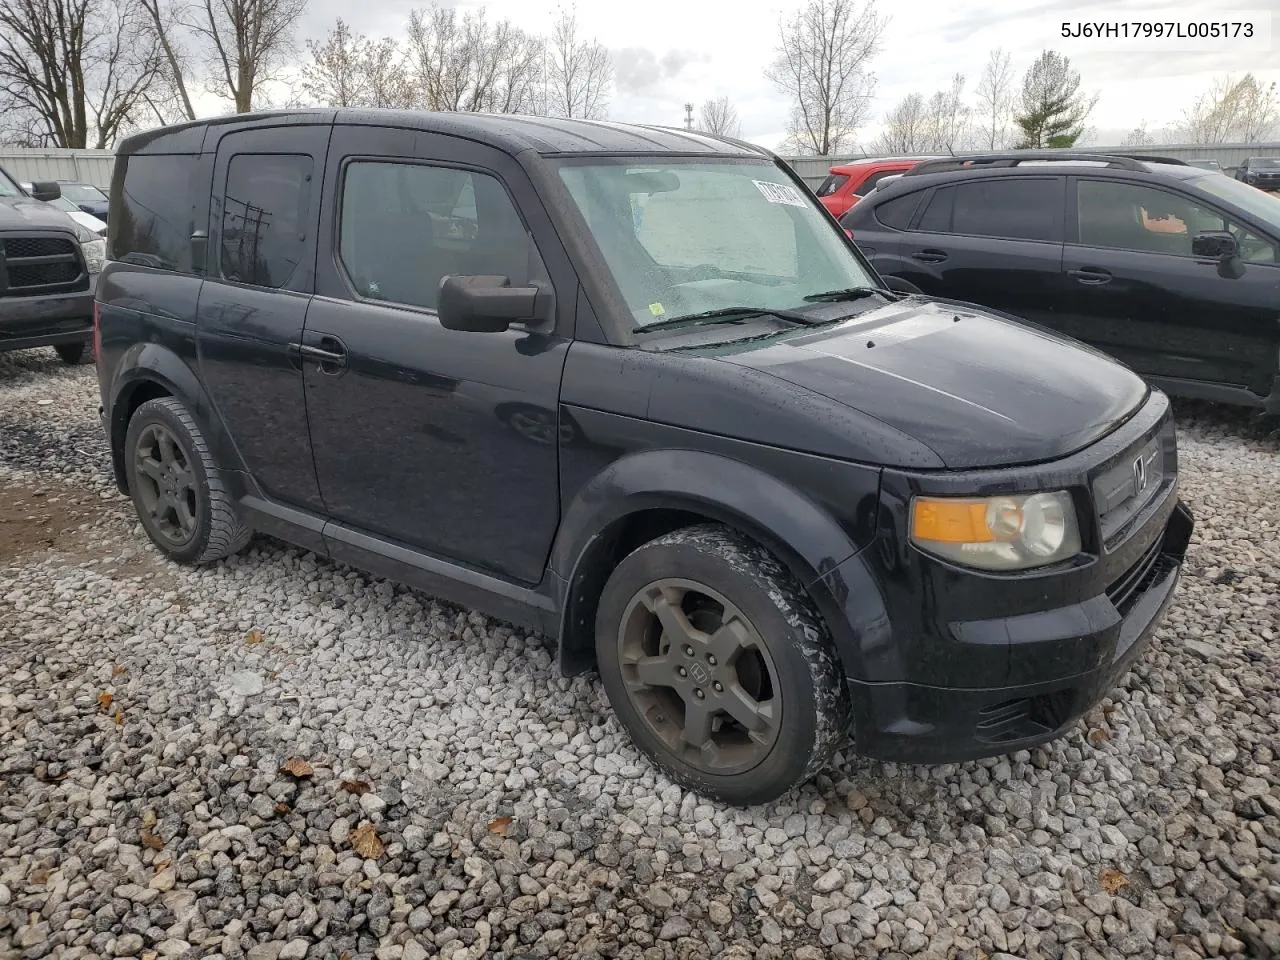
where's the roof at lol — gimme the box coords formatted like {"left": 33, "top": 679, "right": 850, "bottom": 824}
{"left": 828, "top": 156, "right": 940, "bottom": 171}
{"left": 118, "top": 108, "right": 770, "bottom": 159}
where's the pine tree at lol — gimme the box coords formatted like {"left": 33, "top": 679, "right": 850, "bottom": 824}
{"left": 1014, "top": 51, "right": 1096, "bottom": 148}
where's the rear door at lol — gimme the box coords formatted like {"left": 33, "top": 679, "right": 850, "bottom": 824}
{"left": 881, "top": 176, "right": 1066, "bottom": 327}
{"left": 196, "top": 123, "right": 329, "bottom": 513}
{"left": 1061, "top": 176, "right": 1280, "bottom": 395}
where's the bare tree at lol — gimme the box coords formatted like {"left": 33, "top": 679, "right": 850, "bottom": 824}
{"left": 406, "top": 4, "right": 543, "bottom": 114}
{"left": 1180, "top": 74, "right": 1278, "bottom": 143}
{"left": 1121, "top": 122, "right": 1152, "bottom": 146}
{"left": 767, "top": 0, "right": 887, "bottom": 155}
{"left": 0, "top": 0, "right": 165, "bottom": 147}
{"left": 874, "top": 93, "right": 927, "bottom": 153}
{"left": 544, "top": 6, "right": 611, "bottom": 119}
{"left": 922, "top": 73, "right": 968, "bottom": 153}
{"left": 138, "top": 0, "right": 197, "bottom": 121}
{"left": 1014, "top": 50, "right": 1096, "bottom": 148}
{"left": 185, "top": 0, "right": 306, "bottom": 113}
{"left": 699, "top": 96, "right": 741, "bottom": 137}
{"left": 974, "top": 48, "right": 1014, "bottom": 150}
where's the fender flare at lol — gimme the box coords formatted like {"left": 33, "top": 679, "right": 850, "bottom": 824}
{"left": 106, "top": 342, "right": 247, "bottom": 492}
{"left": 549, "top": 448, "right": 883, "bottom": 678}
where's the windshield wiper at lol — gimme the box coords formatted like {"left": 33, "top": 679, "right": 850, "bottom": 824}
{"left": 802, "top": 286, "right": 894, "bottom": 303}
{"left": 639, "top": 305, "right": 826, "bottom": 332}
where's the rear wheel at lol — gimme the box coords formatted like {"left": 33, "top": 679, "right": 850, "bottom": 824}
{"left": 595, "top": 524, "right": 850, "bottom": 805}
{"left": 55, "top": 340, "right": 92, "bottom": 365}
{"left": 124, "top": 397, "right": 252, "bottom": 564}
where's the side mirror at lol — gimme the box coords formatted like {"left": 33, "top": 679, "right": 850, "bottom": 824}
{"left": 29, "top": 181, "right": 60, "bottom": 202}
{"left": 1192, "top": 231, "right": 1238, "bottom": 260}
{"left": 438, "top": 275, "right": 549, "bottom": 333}
{"left": 881, "top": 274, "right": 922, "bottom": 295}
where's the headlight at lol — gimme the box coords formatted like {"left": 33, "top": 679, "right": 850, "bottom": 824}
{"left": 80, "top": 238, "right": 106, "bottom": 275}
{"left": 910, "top": 491, "right": 1081, "bottom": 571}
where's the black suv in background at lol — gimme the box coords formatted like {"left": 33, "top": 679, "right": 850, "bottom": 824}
{"left": 1, "top": 165, "right": 104, "bottom": 364}
{"left": 97, "top": 112, "right": 1192, "bottom": 804}
{"left": 1235, "top": 157, "right": 1280, "bottom": 191}
{"left": 843, "top": 152, "right": 1280, "bottom": 413}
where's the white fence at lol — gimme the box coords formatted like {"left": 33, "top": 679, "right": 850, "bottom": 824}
{"left": 4, "top": 141, "right": 1279, "bottom": 194}
{"left": 0, "top": 149, "right": 116, "bottom": 189}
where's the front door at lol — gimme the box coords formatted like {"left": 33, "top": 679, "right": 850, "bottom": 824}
{"left": 303, "top": 125, "right": 571, "bottom": 586}
{"left": 1062, "top": 177, "right": 1280, "bottom": 395}
{"left": 196, "top": 122, "right": 329, "bottom": 511}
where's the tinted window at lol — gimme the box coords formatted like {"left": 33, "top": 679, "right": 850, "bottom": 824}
{"left": 816, "top": 174, "right": 849, "bottom": 197}
{"left": 1077, "top": 179, "right": 1277, "bottom": 263}
{"left": 874, "top": 191, "right": 923, "bottom": 229}
{"left": 220, "top": 154, "right": 312, "bottom": 288}
{"left": 854, "top": 170, "right": 898, "bottom": 197}
{"left": 114, "top": 154, "right": 201, "bottom": 272}
{"left": 339, "top": 162, "right": 545, "bottom": 311}
{"left": 917, "top": 186, "right": 955, "bottom": 232}
{"left": 951, "top": 179, "right": 1059, "bottom": 241}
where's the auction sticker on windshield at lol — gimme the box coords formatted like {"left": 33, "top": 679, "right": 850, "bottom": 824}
{"left": 753, "top": 180, "right": 808, "bottom": 207}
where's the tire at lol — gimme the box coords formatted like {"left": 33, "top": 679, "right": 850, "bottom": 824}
{"left": 595, "top": 523, "right": 850, "bottom": 805}
{"left": 55, "top": 340, "right": 92, "bottom": 365}
{"left": 123, "top": 397, "right": 252, "bottom": 564}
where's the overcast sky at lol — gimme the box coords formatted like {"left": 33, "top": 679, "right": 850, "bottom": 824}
{"left": 202, "top": 0, "right": 1277, "bottom": 152}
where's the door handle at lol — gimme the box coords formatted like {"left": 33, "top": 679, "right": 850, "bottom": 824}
{"left": 289, "top": 336, "right": 347, "bottom": 371}
{"left": 911, "top": 249, "right": 948, "bottom": 263}
{"left": 1068, "top": 268, "right": 1112, "bottom": 285}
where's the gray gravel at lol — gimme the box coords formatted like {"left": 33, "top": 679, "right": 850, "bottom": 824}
{"left": 1, "top": 346, "right": 1278, "bottom": 960}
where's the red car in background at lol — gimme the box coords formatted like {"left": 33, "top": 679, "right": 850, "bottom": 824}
{"left": 815, "top": 157, "right": 940, "bottom": 218}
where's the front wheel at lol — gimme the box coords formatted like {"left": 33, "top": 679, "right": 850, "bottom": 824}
{"left": 595, "top": 524, "right": 850, "bottom": 805}
{"left": 123, "top": 397, "right": 252, "bottom": 564}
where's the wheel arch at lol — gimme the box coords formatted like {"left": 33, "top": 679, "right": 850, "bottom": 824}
{"left": 107, "top": 342, "right": 245, "bottom": 495}
{"left": 550, "top": 449, "right": 874, "bottom": 679}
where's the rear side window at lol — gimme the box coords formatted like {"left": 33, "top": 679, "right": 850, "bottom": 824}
{"left": 816, "top": 174, "right": 849, "bottom": 197}
{"left": 874, "top": 191, "right": 923, "bottom": 230}
{"left": 917, "top": 186, "right": 955, "bottom": 232}
{"left": 220, "top": 154, "right": 313, "bottom": 288}
{"left": 854, "top": 170, "right": 899, "bottom": 197}
{"left": 949, "top": 179, "right": 1059, "bottom": 241}
{"left": 113, "top": 154, "right": 200, "bottom": 272}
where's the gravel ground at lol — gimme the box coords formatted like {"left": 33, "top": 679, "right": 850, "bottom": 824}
{"left": 1, "top": 346, "right": 1278, "bottom": 960}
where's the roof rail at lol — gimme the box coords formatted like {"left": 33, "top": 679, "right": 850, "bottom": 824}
{"left": 903, "top": 151, "right": 1174, "bottom": 177}
{"left": 1100, "top": 153, "right": 1189, "bottom": 166}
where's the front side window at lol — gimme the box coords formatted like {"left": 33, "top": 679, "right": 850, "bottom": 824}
{"left": 854, "top": 169, "right": 900, "bottom": 197}
{"left": 1077, "top": 179, "right": 1277, "bottom": 263}
{"left": 338, "top": 162, "right": 544, "bottom": 311}
{"left": 221, "top": 154, "right": 312, "bottom": 288}
{"left": 557, "top": 159, "right": 876, "bottom": 329}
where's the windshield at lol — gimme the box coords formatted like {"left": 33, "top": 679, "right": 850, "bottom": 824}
{"left": 1195, "top": 173, "right": 1280, "bottom": 224}
{"left": 557, "top": 159, "right": 878, "bottom": 330}
{"left": 59, "top": 182, "right": 107, "bottom": 202}
{"left": 0, "top": 168, "right": 21, "bottom": 198}
{"left": 1249, "top": 158, "right": 1280, "bottom": 168}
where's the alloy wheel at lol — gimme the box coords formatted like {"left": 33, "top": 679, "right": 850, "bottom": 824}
{"left": 616, "top": 578, "right": 781, "bottom": 775}
{"left": 132, "top": 423, "right": 198, "bottom": 547}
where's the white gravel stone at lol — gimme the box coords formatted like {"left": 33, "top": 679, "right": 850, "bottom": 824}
{"left": 1, "top": 353, "right": 1278, "bottom": 959}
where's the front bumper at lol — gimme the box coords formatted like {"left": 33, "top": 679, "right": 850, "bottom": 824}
{"left": 0, "top": 289, "right": 94, "bottom": 351}
{"left": 845, "top": 500, "right": 1192, "bottom": 763}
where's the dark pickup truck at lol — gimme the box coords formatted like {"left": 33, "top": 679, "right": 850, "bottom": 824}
{"left": 96, "top": 110, "right": 1193, "bottom": 804}
{"left": 1, "top": 165, "right": 104, "bottom": 364}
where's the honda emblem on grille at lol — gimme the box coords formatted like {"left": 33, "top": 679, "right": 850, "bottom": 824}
{"left": 1133, "top": 450, "right": 1157, "bottom": 493}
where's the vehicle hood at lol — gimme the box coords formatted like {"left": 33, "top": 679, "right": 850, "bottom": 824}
{"left": 0, "top": 196, "right": 83, "bottom": 233}
{"left": 715, "top": 297, "right": 1148, "bottom": 469}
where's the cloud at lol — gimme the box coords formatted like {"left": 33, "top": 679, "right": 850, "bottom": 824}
{"left": 612, "top": 47, "right": 710, "bottom": 95}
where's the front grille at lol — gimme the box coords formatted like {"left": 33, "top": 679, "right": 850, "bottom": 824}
{"left": 0, "top": 233, "right": 86, "bottom": 297}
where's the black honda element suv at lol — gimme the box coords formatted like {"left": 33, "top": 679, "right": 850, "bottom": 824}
{"left": 96, "top": 111, "right": 1193, "bottom": 805}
